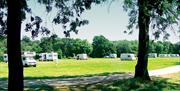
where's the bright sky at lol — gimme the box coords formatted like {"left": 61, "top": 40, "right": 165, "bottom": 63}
{"left": 21, "top": 0, "right": 180, "bottom": 43}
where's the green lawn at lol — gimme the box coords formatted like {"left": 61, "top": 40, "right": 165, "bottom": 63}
{"left": 0, "top": 58, "right": 179, "bottom": 79}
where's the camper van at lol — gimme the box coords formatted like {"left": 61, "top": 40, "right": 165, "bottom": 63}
{"left": 148, "top": 53, "right": 157, "bottom": 58}
{"left": 120, "top": 53, "right": 136, "bottom": 60}
{"left": 22, "top": 52, "right": 36, "bottom": 67}
{"left": 77, "top": 54, "right": 88, "bottom": 60}
{"left": 3, "top": 52, "right": 37, "bottom": 67}
{"left": 109, "top": 54, "right": 117, "bottom": 58}
{"left": 39, "top": 52, "right": 58, "bottom": 61}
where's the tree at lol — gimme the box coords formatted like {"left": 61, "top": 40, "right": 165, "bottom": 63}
{"left": 123, "top": 0, "right": 180, "bottom": 80}
{"left": 6, "top": 0, "right": 24, "bottom": 90}
{"left": 173, "top": 42, "right": 180, "bottom": 54}
{"left": 91, "top": 35, "right": 116, "bottom": 58}
{"left": 40, "top": 37, "right": 53, "bottom": 52}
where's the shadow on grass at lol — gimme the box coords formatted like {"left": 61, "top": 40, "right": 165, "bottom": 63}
{"left": 88, "top": 77, "right": 180, "bottom": 91}
{"left": 23, "top": 77, "right": 180, "bottom": 91}
{"left": 0, "top": 72, "right": 128, "bottom": 80}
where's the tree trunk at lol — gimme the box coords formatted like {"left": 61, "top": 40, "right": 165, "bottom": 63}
{"left": 7, "top": 0, "right": 24, "bottom": 90}
{"left": 134, "top": 0, "right": 151, "bottom": 80}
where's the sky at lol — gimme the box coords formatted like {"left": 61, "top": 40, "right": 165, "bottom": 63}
{"left": 21, "top": 0, "right": 180, "bottom": 43}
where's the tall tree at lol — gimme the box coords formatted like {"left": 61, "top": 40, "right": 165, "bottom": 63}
{"left": 123, "top": 0, "right": 180, "bottom": 80}
{"left": 6, "top": 0, "right": 23, "bottom": 90}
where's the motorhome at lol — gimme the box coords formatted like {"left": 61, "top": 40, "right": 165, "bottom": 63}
{"left": 109, "top": 54, "right": 117, "bottom": 58}
{"left": 39, "top": 52, "right": 58, "bottom": 61}
{"left": 77, "top": 54, "right": 88, "bottom": 60}
{"left": 120, "top": 53, "right": 136, "bottom": 60}
{"left": 148, "top": 53, "right": 157, "bottom": 58}
{"left": 22, "top": 51, "right": 36, "bottom": 67}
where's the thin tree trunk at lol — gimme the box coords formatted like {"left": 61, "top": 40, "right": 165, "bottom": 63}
{"left": 134, "top": 0, "right": 151, "bottom": 80}
{"left": 7, "top": 0, "right": 24, "bottom": 90}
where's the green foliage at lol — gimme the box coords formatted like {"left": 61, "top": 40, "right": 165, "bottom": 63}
{"left": 123, "top": 0, "right": 180, "bottom": 40}
{"left": 1, "top": 36, "right": 179, "bottom": 58}
{"left": 35, "top": 0, "right": 106, "bottom": 37}
{"left": 113, "top": 40, "right": 138, "bottom": 56}
{"left": 91, "top": 35, "right": 116, "bottom": 58}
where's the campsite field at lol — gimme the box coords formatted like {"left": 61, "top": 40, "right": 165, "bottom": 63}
{"left": 0, "top": 58, "right": 179, "bottom": 79}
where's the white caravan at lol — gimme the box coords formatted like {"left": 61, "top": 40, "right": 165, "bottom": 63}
{"left": 39, "top": 52, "right": 58, "bottom": 61}
{"left": 170, "top": 54, "right": 179, "bottom": 57}
{"left": 77, "top": 54, "right": 88, "bottom": 60}
{"left": 158, "top": 54, "right": 169, "bottom": 57}
{"left": 109, "top": 54, "right": 117, "bottom": 58}
{"left": 148, "top": 53, "right": 157, "bottom": 58}
{"left": 120, "top": 53, "right": 136, "bottom": 60}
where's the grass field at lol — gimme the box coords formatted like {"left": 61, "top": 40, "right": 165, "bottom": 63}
{"left": 0, "top": 58, "right": 179, "bottom": 79}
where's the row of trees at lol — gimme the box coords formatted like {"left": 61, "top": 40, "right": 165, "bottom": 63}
{"left": 0, "top": 35, "right": 179, "bottom": 58}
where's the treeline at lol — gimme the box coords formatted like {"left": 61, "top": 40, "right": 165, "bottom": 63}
{"left": 0, "top": 35, "right": 179, "bottom": 58}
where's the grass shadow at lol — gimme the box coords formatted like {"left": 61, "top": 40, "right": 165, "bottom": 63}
{"left": 68, "top": 77, "right": 180, "bottom": 91}
{"left": 0, "top": 72, "right": 128, "bottom": 80}
{"left": 22, "top": 77, "right": 180, "bottom": 91}
{"left": 24, "top": 72, "right": 128, "bottom": 80}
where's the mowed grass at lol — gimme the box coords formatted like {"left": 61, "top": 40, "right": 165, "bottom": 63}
{"left": 0, "top": 58, "right": 179, "bottom": 79}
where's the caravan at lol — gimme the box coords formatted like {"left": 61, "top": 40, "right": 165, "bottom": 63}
{"left": 120, "top": 53, "right": 136, "bottom": 60}
{"left": 77, "top": 54, "right": 88, "bottom": 60}
{"left": 109, "top": 54, "right": 117, "bottom": 58}
{"left": 148, "top": 53, "right": 157, "bottom": 58}
{"left": 39, "top": 52, "right": 58, "bottom": 61}
{"left": 159, "top": 54, "right": 169, "bottom": 57}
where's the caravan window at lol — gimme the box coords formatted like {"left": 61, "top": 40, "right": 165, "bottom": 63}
{"left": 49, "top": 55, "right": 52, "bottom": 57}
{"left": 128, "top": 55, "right": 131, "bottom": 57}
